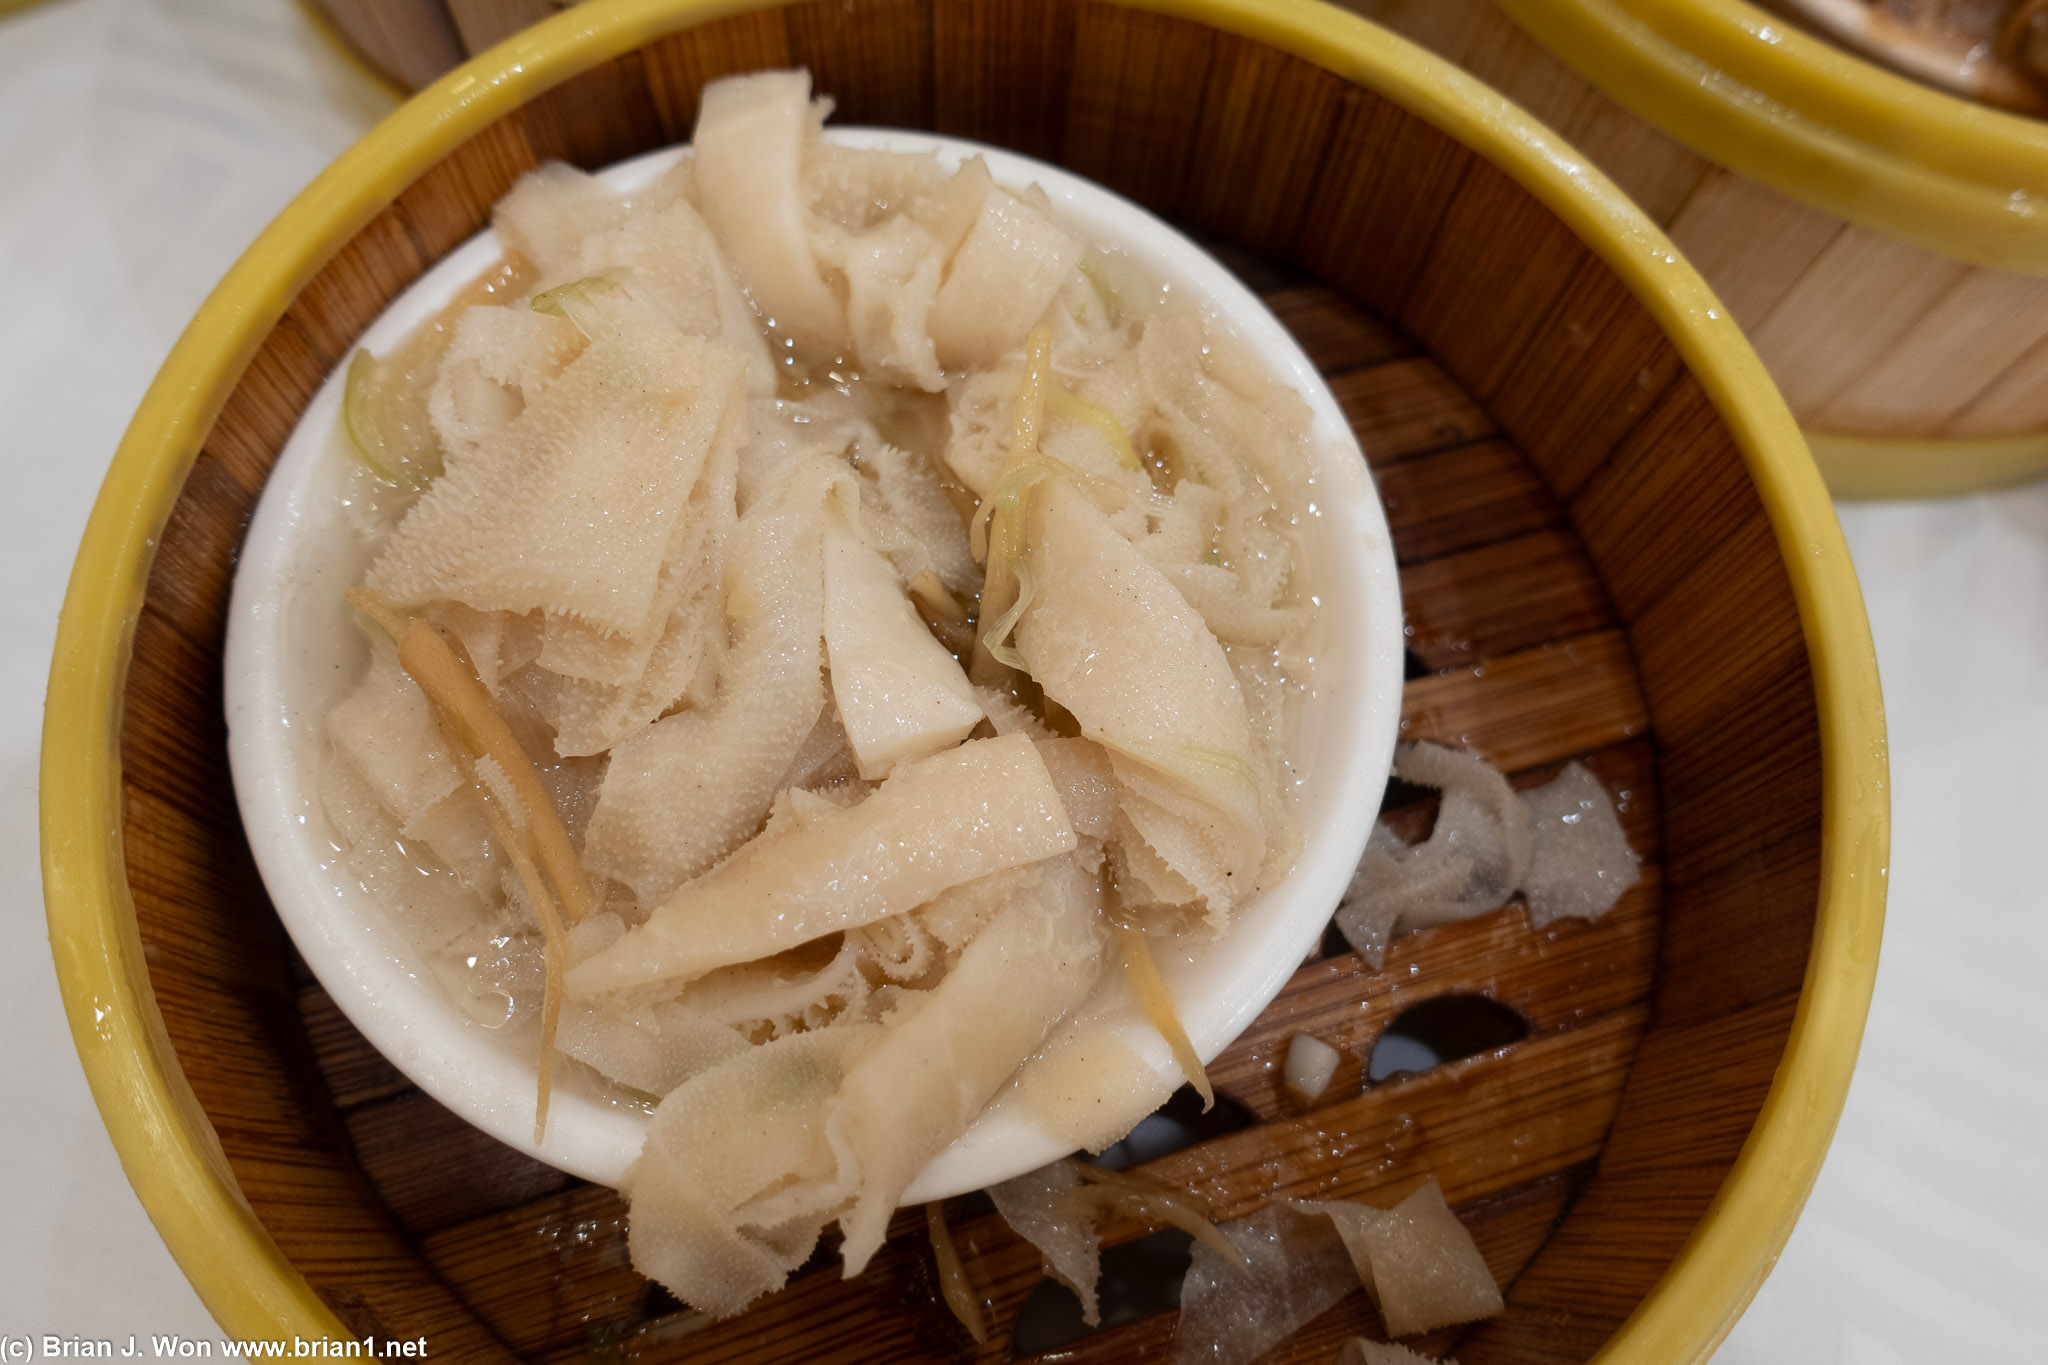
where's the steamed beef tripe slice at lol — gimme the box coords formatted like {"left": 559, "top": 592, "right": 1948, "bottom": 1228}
{"left": 942, "top": 368, "right": 1020, "bottom": 500}
{"left": 579, "top": 449, "right": 881, "bottom": 892}
{"left": 492, "top": 161, "right": 632, "bottom": 280}
{"left": 1125, "top": 479, "right": 1224, "bottom": 567}
{"left": 810, "top": 208, "right": 949, "bottom": 392}
{"left": 809, "top": 141, "right": 989, "bottom": 258}
{"left": 1521, "top": 761, "right": 1639, "bottom": 927}
{"left": 1163, "top": 561, "right": 1309, "bottom": 646}
{"left": 594, "top": 193, "right": 771, "bottom": 390}
{"left": 831, "top": 860, "right": 1035, "bottom": 1004}
{"left": 822, "top": 510, "right": 983, "bottom": 780}
{"left": 516, "top": 552, "right": 726, "bottom": 756}
{"left": 680, "top": 931, "right": 873, "bottom": 1040}
{"left": 1032, "top": 736, "right": 1120, "bottom": 840}
{"left": 912, "top": 860, "right": 1042, "bottom": 953}
{"left": 736, "top": 381, "right": 914, "bottom": 520}
{"left": 792, "top": 90, "right": 1052, "bottom": 390}
{"left": 428, "top": 304, "right": 584, "bottom": 468}
{"left": 1334, "top": 742, "right": 1537, "bottom": 966}
{"left": 843, "top": 908, "right": 941, "bottom": 987}
{"left": 329, "top": 643, "right": 464, "bottom": 834}
{"left": 498, "top": 157, "right": 772, "bottom": 394}
{"left": 624, "top": 1022, "right": 882, "bottom": 1318}
{"left": 943, "top": 343, "right": 1155, "bottom": 509}
{"left": 568, "top": 733, "right": 1077, "bottom": 996}
{"left": 1170, "top": 1201, "right": 1361, "bottom": 1365}
{"left": 1013, "top": 477, "right": 1268, "bottom": 920}
{"left": 623, "top": 854, "right": 1104, "bottom": 1315}
{"left": 1332, "top": 823, "right": 1453, "bottom": 969}
{"left": 532, "top": 372, "right": 741, "bottom": 690}
{"left": 515, "top": 395, "right": 735, "bottom": 744}
{"left": 808, "top": 147, "right": 993, "bottom": 390}
{"left": 1035, "top": 396, "right": 1158, "bottom": 504}
{"left": 662, "top": 791, "right": 881, "bottom": 1047}
{"left": 927, "top": 185, "right": 1080, "bottom": 373}
{"left": 826, "top": 847, "right": 1107, "bottom": 1272}
{"left": 1008, "top": 1021, "right": 1179, "bottom": 1156}
{"left": 327, "top": 644, "right": 501, "bottom": 893}
{"left": 1135, "top": 297, "right": 1308, "bottom": 609}
{"left": 555, "top": 995, "right": 750, "bottom": 1099}
{"left": 362, "top": 290, "right": 746, "bottom": 642}
{"left": 777, "top": 703, "right": 862, "bottom": 795}
{"left": 840, "top": 458, "right": 975, "bottom": 613}
{"left": 859, "top": 438, "right": 979, "bottom": 598}
{"left": 1311, "top": 1180, "right": 1504, "bottom": 1337}
{"left": 317, "top": 732, "right": 489, "bottom": 955}
{"left": 514, "top": 392, "right": 740, "bottom": 740}
{"left": 691, "top": 70, "right": 850, "bottom": 355}
{"left": 809, "top": 150, "right": 971, "bottom": 390}
{"left": 987, "top": 1160, "right": 1102, "bottom": 1326}
{"left": 1395, "top": 741, "right": 1533, "bottom": 901}
{"left": 580, "top": 493, "right": 827, "bottom": 905}
{"left": 694, "top": 68, "right": 1077, "bottom": 383}
{"left": 1136, "top": 293, "right": 1313, "bottom": 500}
{"left": 738, "top": 393, "right": 850, "bottom": 514}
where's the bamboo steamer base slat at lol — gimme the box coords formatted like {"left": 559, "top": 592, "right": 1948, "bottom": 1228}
{"left": 278, "top": 273, "right": 1666, "bottom": 1363}
{"left": 112, "top": 6, "right": 1834, "bottom": 1358}
{"left": 1346, "top": 0, "right": 2048, "bottom": 495}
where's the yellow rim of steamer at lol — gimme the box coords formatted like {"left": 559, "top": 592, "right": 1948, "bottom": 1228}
{"left": 1810, "top": 427, "right": 2048, "bottom": 498}
{"left": 1496, "top": 0, "right": 2048, "bottom": 493}
{"left": 1498, "top": 0, "right": 2048, "bottom": 274}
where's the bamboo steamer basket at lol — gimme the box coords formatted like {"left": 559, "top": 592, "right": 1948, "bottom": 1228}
{"left": 1345, "top": 0, "right": 2048, "bottom": 498}
{"left": 40, "top": 1, "right": 1888, "bottom": 1361}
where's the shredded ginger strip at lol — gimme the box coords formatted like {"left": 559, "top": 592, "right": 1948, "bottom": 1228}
{"left": 350, "top": 590, "right": 596, "bottom": 1140}
{"left": 1066, "top": 1162, "right": 1247, "bottom": 1267}
{"left": 469, "top": 770, "right": 571, "bottom": 1143}
{"left": 970, "top": 324, "right": 1057, "bottom": 674}
{"left": 970, "top": 323, "right": 1054, "bottom": 563}
{"left": 1046, "top": 387, "right": 1143, "bottom": 472}
{"left": 393, "top": 617, "right": 596, "bottom": 925}
{"left": 1116, "top": 924, "right": 1216, "bottom": 1112}
{"left": 971, "top": 326, "right": 1150, "bottom": 673}
{"left": 926, "top": 1202, "right": 988, "bottom": 1344}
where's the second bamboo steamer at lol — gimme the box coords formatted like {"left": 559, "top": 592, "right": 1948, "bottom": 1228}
{"left": 1351, "top": 0, "right": 2048, "bottom": 498}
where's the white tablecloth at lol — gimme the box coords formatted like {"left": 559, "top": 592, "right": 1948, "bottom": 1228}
{"left": 1, "top": 2, "right": 2042, "bottom": 1358}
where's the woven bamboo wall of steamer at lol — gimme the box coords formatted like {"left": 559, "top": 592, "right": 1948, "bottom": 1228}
{"left": 313, "top": 0, "right": 2048, "bottom": 443}
{"left": 118, "top": 1, "right": 1822, "bottom": 1360}
{"left": 1347, "top": 0, "right": 2048, "bottom": 446}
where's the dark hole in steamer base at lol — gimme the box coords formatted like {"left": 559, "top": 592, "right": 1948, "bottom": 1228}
{"left": 1368, "top": 994, "right": 1529, "bottom": 1084}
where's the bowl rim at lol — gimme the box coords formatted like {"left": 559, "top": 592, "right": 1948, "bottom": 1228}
{"left": 39, "top": 0, "right": 1889, "bottom": 1357}
{"left": 1497, "top": 0, "right": 2048, "bottom": 275}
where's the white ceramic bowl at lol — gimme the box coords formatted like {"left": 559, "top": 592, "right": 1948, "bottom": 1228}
{"left": 225, "top": 130, "right": 1404, "bottom": 1200}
